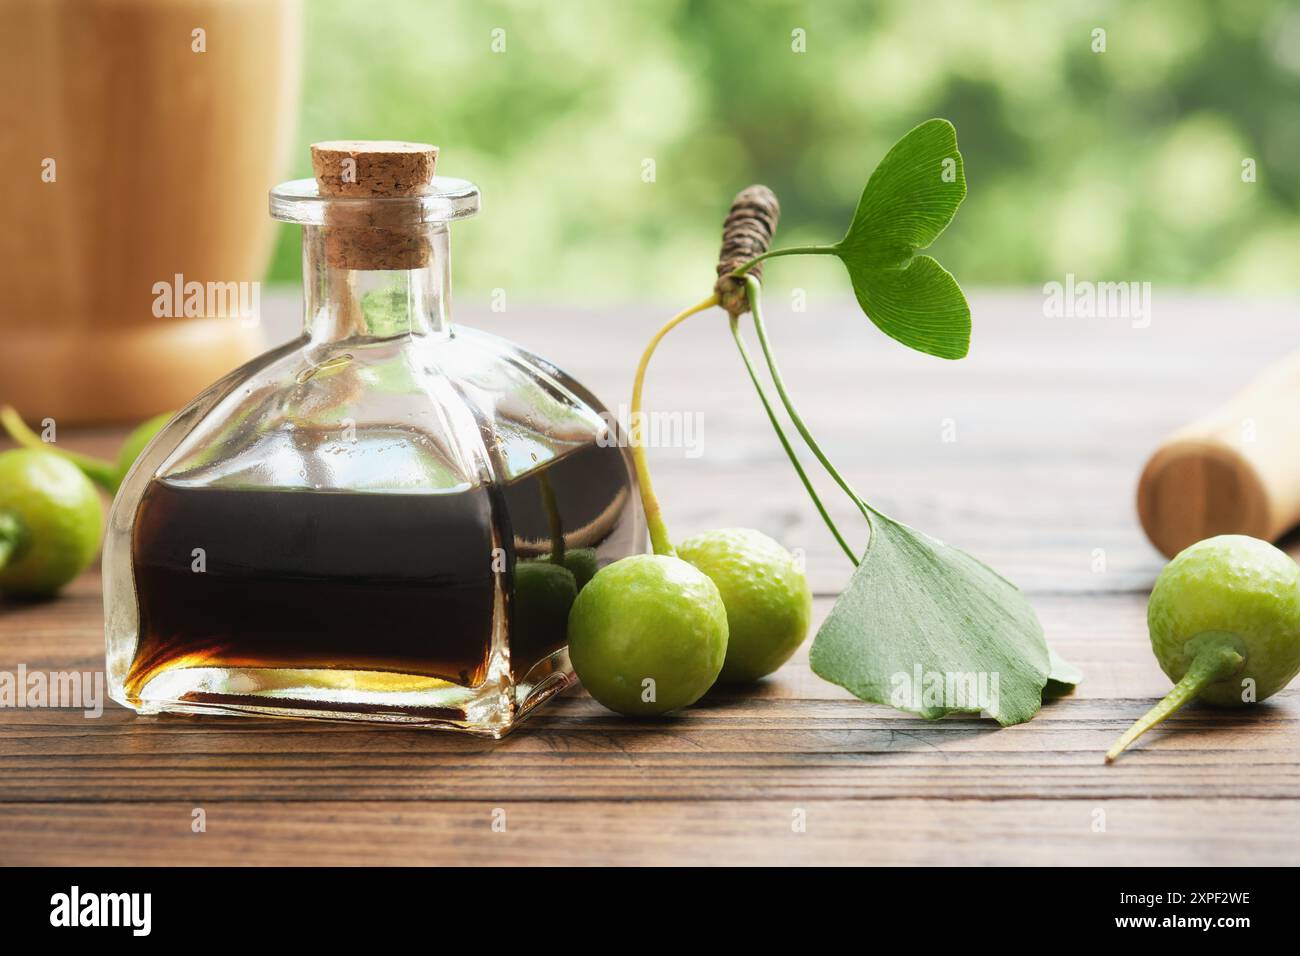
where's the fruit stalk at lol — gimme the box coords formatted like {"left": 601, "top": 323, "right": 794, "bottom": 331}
{"left": 629, "top": 294, "right": 720, "bottom": 556}
{"left": 538, "top": 473, "right": 565, "bottom": 563}
{"left": 1105, "top": 635, "right": 1244, "bottom": 762}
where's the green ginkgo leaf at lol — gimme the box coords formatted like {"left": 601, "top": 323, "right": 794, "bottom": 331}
{"left": 1044, "top": 646, "right": 1083, "bottom": 698}
{"left": 846, "top": 253, "right": 969, "bottom": 360}
{"left": 834, "top": 118, "right": 970, "bottom": 359}
{"left": 809, "top": 512, "right": 1051, "bottom": 726}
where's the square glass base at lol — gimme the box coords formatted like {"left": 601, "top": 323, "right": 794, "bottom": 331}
{"left": 110, "top": 648, "right": 576, "bottom": 738}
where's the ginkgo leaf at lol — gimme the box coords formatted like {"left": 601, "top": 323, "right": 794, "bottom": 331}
{"left": 840, "top": 118, "right": 967, "bottom": 266}
{"left": 846, "top": 253, "right": 970, "bottom": 359}
{"left": 809, "top": 512, "right": 1051, "bottom": 726}
{"left": 833, "top": 118, "right": 970, "bottom": 359}
{"left": 1044, "top": 646, "right": 1083, "bottom": 698}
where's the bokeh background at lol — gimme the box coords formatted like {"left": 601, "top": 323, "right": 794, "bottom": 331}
{"left": 268, "top": 0, "right": 1300, "bottom": 301}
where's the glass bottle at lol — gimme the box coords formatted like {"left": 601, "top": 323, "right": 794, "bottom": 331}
{"left": 103, "top": 142, "right": 644, "bottom": 736}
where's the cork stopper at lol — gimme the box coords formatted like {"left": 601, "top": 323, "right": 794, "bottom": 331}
{"left": 310, "top": 141, "right": 440, "bottom": 270}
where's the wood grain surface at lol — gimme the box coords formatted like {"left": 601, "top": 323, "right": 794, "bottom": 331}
{"left": 2, "top": 290, "right": 1298, "bottom": 866}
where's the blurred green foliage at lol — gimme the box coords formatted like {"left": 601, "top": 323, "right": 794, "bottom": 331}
{"left": 267, "top": 0, "right": 1300, "bottom": 299}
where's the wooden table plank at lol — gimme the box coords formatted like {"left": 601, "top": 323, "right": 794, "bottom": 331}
{"left": 3, "top": 798, "right": 1296, "bottom": 867}
{"left": 3, "top": 291, "right": 1299, "bottom": 866}
{"left": 1, "top": 593, "right": 1297, "bottom": 805}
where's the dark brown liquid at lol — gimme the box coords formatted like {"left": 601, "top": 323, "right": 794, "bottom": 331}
{"left": 126, "top": 441, "right": 636, "bottom": 699}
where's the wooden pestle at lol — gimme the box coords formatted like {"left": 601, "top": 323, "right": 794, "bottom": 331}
{"left": 1137, "top": 348, "right": 1300, "bottom": 558}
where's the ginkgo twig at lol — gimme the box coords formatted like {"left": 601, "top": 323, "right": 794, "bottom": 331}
{"left": 729, "top": 313, "right": 859, "bottom": 565}
{"left": 744, "top": 276, "right": 878, "bottom": 527}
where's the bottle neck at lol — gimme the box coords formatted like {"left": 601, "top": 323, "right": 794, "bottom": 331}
{"left": 302, "top": 223, "right": 453, "bottom": 343}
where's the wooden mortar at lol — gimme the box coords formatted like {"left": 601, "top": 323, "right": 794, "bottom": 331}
{"left": 0, "top": 0, "right": 301, "bottom": 424}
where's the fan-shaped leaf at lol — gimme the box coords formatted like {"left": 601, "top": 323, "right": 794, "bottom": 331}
{"left": 834, "top": 118, "right": 970, "bottom": 359}
{"left": 809, "top": 512, "right": 1051, "bottom": 726}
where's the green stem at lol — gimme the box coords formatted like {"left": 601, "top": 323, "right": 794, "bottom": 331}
{"left": 729, "top": 315, "right": 859, "bottom": 566}
{"left": 1105, "top": 634, "right": 1245, "bottom": 762}
{"left": 630, "top": 294, "right": 720, "bottom": 556}
{"left": 0, "top": 512, "right": 23, "bottom": 572}
{"left": 744, "top": 276, "right": 876, "bottom": 527}
{"left": 0, "top": 405, "right": 118, "bottom": 491}
{"left": 733, "top": 244, "right": 840, "bottom": 277}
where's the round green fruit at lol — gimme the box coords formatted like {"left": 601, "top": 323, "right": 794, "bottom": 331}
{"left": 1148, "top": 534, "right": 1300, "bottom": 706}
{"left": 0, "top": 449, "right": 104, "bottom": 598}
{"left": 540, "top": 547, "right": 599, "bottom": 591}
{"left": 512, "top": 559, "right": 579, "bottom": 662}
{"left": 567, "top": 554, "right": 728, "bottom": 715}
{"left": 678, "top": 528, "right": 812, "bottom": 682}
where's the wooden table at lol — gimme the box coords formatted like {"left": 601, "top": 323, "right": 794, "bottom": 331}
{"left": 3, "top": 290, "right": 1299, "bottom": 866}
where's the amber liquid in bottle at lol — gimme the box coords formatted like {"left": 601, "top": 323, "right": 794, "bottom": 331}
{"left": 124, "top": 440, "right": 634, "bottom": 712}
